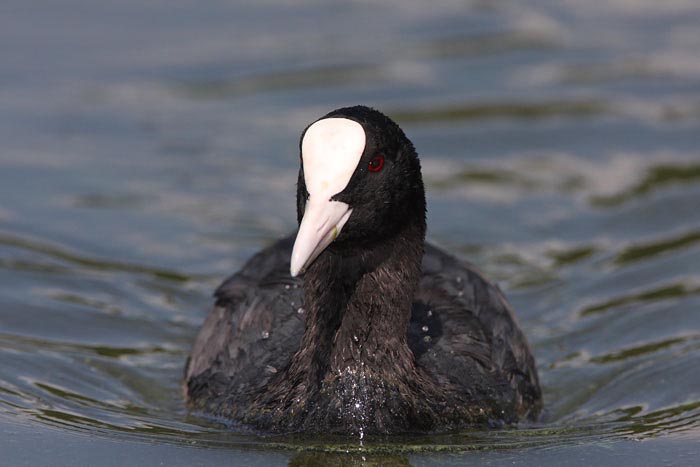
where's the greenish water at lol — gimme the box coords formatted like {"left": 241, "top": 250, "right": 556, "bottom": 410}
{"left": 1, "top": 0, "right": 699, "bottom": 465}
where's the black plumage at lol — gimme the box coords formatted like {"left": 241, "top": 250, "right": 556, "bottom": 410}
{"left": 184, "top": 106, "right": 541, "bottom": 434}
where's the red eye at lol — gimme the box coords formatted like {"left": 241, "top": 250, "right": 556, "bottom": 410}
{"left": 368, "top": 154, "right": 384, "bottom": 172}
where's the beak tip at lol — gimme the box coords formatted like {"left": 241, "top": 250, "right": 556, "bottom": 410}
{"left": 289, "top": 200, "right": 351, "bottom": 279}
{"left": 290, "top": 253, "right": 302, "bottom": 277}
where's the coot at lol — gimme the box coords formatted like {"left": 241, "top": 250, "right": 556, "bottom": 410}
{"left": 185, "top": 105, "right": 541, "bottom": 434}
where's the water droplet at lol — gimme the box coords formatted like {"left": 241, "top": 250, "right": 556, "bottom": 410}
{"left": 421, "top": 325, "right": 429, "bottom": 332}
{"left": 284, "top": 284, "right": 291, "bottom": 290}
{"left": 457, "top": 290, "right": 464, "bottom": 297}
{"left": 353, "top": 335, "right": 359, "bottom": 342}
{"left": 297, "top": 307, "right": 304, "bottom": 315}
{"left": 427, "top": 309, "right": 433, "bottom": 317}
{"left": 261, "top": 330, "right": 270, "bottom": 339}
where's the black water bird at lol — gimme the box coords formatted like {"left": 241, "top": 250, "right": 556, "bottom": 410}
{"left": 184, "top": 105, "right": 541, "bottom": 434}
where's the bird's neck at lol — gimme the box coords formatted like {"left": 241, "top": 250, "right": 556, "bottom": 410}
{"left": 295, "top": 218, "right": 425, "bottom": 388}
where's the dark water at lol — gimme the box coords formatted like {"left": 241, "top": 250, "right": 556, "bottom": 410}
{"left": 1, "top": 0, "right": 699, "bottom": 465}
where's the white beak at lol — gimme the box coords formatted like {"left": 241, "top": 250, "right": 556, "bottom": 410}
{"left": 290, "top": 196, "right": 352, "bottom": 277}
{"left": 290, "top": 117, "right": 365, "bottom": 276}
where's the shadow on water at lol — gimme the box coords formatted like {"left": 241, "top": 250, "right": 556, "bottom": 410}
{"left": 390, "top": 101, "right": 607, "bottom": 124}
{"left": 613, "top": 230, "right": 700, "bottom": 266}
{"left": 289, "top": 452, "right": 411, "bottom": 467}
{"left": 174, "top": 64, "right": 380, "bottom": 100}
{"left": 591, "top": 163, "right": 700, "bottom": 207}
{"left": 0, "top": 232, "right": 192, "bottom": 283}
{"left": 588, "top": 335, "right": 699, "bottom": 364}
{"left": 174, "top": 31, "right": 556, "bottom": 100}
{"left": 580, "top": 280, "right": 700, "bottom": 317}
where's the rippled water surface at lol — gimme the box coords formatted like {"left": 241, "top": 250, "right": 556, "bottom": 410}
{"left": 1, "top": 0, "right": 699, "bottom": 465}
